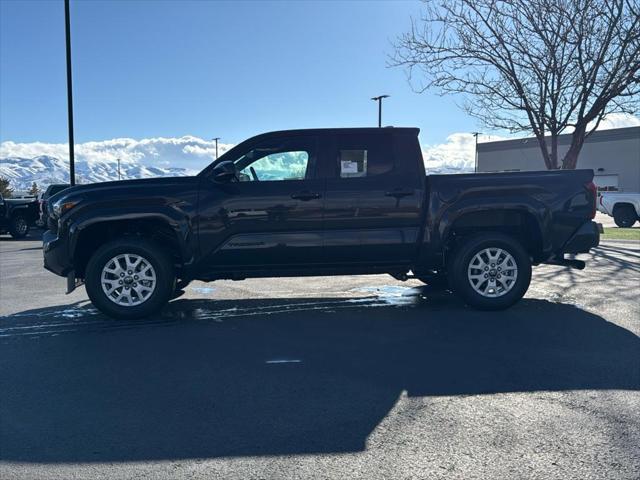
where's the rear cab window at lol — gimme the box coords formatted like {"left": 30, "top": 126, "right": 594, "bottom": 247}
{"left": 330, "top": 132, "right": 394, "bottom": 179}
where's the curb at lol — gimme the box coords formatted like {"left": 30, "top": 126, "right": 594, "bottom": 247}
{"left": 599, "top": 239, "right": 640, "bottom": 246}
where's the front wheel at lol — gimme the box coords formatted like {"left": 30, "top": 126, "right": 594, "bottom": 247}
{"left": 9, "top": 215, "right": 29, "bottom": 239}
{"left": 85, "top": 238, "right": 175, "bottom": 319}
{"left": 448, "top": 233, "right": 532, "bottom": 310}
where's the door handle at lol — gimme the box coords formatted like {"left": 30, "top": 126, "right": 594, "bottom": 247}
{"left": 385, "top": 189, "right": 414, "bottom": 199}
{"left": 291, "top": 191, "right": 321, "bottom": 201}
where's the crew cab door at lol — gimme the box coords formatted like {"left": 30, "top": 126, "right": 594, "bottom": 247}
{"left": 197, "top": 134, "right": 324, "bottom": 272}
{"left": 321, "top": 131, "right": 424, "bottom": 266}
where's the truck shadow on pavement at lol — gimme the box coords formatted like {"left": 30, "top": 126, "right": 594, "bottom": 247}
{"left": 1, "top": 291, "right": 639, "bottom": 463}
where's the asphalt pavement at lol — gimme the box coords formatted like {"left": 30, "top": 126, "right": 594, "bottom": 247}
{"left": 0, "top": 232, "right": 638, "bottom": 480}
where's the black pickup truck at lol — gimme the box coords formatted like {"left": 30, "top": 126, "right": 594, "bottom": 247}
{"left": 0, "top": 193, "right": 39, "bottom": 239}
{"left": 43, "top": 127, "right": 600, "bottom": 319}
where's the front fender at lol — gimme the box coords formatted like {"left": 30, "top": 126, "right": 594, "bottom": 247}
{"left": 66, "top": 206, "right": 196, "bottom": 266}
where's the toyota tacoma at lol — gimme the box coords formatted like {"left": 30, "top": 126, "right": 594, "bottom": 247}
{"left": 43, "top": 128, "right": 601, "bottom": 319}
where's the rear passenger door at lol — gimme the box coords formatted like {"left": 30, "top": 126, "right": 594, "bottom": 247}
{"left": 321, "top": 131, "right": 424, "bottom": 266}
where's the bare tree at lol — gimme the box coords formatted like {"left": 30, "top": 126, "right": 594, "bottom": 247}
{"left": 0, "top": 177, "right": 13, "bottom": 198}
{"left": 28, "top": 182, "right": 40, "bottom": 196}
{"left": 392, "top": 0, "right": 640, "bottom": 169}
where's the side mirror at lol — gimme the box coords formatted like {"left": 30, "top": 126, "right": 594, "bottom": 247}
{"left": 211, "top": 161, "right": 237, "bottom": 183}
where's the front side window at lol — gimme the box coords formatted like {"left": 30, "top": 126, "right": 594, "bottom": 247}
{"left": 233, "top": 137, "right": 316, "bottom": 182}
{"left": 239, "top": 151, "right": 309, "bottom": 181}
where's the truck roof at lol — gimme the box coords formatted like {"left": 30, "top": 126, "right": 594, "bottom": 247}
{"left": 247, "top": 127, "right": 420, "bottom": 139}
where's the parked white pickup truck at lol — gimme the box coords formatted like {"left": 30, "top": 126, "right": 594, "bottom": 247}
{"left": 598, "top": 193, "right": 640, "bottom": 228}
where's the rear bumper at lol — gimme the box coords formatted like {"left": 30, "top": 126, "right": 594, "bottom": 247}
{"left": 562, "top": 221, "right": 601, "bottom": 254}
{"left": 42, "top": 229, "right": 72, "bottom": 277}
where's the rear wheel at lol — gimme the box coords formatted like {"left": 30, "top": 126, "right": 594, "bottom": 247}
{"left": 448, "top": 233, "right": 531, "bottom": 310}
{"left": 85, "top": 238, "right": 175, "bottom": 319}
{"left": 9, "top": 215, "right": 29, "bottom": 239}
{"left": 613, "top": 204, "right": 638, "bottom": 228}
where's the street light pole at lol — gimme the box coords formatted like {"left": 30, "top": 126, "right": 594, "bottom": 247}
{"left": 117, "top": 158, "right": 121, "bottom": 180}
{"left": 371, "top": 95, "right": 389, "bottom": 127}
{"left": 64, "top": 0, "right": 76, "bottom": 186}
{"left": 472, "top": 132, "right": 482, "bottom": 173}
{"left": 212, "top": 137, "right": 220, "bottom": 159}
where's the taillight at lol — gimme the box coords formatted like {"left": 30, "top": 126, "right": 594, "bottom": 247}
{"left": 585, "top": 181, "right": 597, "bottom": 219}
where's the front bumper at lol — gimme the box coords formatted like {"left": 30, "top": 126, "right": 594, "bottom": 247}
{"left": 562, "top": 221, "right": 601, "bottom": 254}
{"left": 42, "top": 229, "right": 72, "bottom": 277}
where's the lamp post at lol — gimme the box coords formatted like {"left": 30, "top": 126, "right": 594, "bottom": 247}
{"left": 212, "top": 137, "right": 221, "bottom": 159}
{"left": 371, "top": 95, "right": 389, "bottom": 127}
{"left": 64, "top": 0, "right": 76, "bottom": 185}
{"left": 472, "top": 132, "right": 482, "bottom": 173}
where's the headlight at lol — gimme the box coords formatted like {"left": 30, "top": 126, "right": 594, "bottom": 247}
{"left": 52, "top": 199, "right": 79, "bottom": 217}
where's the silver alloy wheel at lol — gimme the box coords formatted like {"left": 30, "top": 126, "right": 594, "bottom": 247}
{"left": 100, "top": 253, "right": 157, "bottom": 306}
{"left": 467, "top": 247, "right": 518, "bottom": 298}
{"left": 15, "top": 218, "right": 28, "bottom": 235}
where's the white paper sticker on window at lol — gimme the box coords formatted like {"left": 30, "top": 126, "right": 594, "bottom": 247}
{"left": 341, "top": 161, "right": 359, "bottom": 174}
{"left": 340, "top": 149, "right": 367, "bottom": 178}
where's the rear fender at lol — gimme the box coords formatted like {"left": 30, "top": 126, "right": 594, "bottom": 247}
{"left": 437, "top": 196, "right": 550, "bottom": 251}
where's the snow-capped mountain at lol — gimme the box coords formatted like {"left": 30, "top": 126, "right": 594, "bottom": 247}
{"left": 0, "top": 155, "right": 196, "bottom": 190}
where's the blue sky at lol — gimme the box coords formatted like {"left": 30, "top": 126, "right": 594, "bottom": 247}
{"left": 0, "top": 0, "right": 479, "bottom": 146}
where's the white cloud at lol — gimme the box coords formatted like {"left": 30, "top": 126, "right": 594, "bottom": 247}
{"left": 182, "top": 144, "right": 218, "bottom": 157}
{"left": 592, "top": 112, "right": 640, "bottom": 130}
{"left": 422, "top": 132, "right": 507, "bottom": 174}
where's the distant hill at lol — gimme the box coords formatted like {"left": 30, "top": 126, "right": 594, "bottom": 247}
{"left": 0, "top": 155, "right": 195, "bottom": 190}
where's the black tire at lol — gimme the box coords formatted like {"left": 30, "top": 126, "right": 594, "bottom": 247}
{"left": 85, "top": 238, "right": 175, "bottom": 320}
{"left": 613, "top": 204, "right": 638, "bottom": 228}
{"left": 447, "top": 233, "right": 532, "bottom": 310}
{"left": 9, "top": 214, "right": 29, "bottom": 239}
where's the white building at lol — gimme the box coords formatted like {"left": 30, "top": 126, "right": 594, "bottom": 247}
{"left": 477, "top": 126, "right": 640, "bottom": 193}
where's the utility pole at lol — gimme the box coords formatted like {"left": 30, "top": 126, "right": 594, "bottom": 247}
{"left": 472, "top": 132, "right": 482, "bottom": 173}
{"left": 64, "top": 0, "right": 76, "bottom": 185}
{"left": 371, "top": 95, "right": 389, "bottom": 127}
{"left": 212, "top": 137, "right": 221, "bottom": 159}
{"left": 117, "top": 158, "right": 121, "bottom": 180}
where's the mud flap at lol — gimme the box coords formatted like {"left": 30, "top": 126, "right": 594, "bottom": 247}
{"left": 66, "top": 270, "right": 84, "bottom": 294}
{"left": 66, "top": 271, "right": 76, "bottom": 294}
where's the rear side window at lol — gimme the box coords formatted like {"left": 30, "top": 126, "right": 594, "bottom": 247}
{"left": 335, "top": 134, "right": 393, "bottom": 178}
